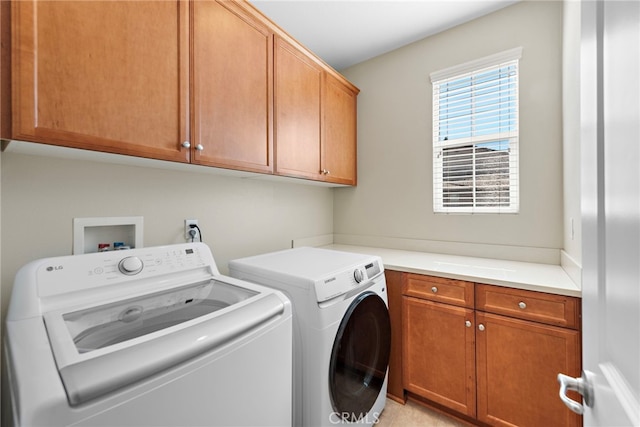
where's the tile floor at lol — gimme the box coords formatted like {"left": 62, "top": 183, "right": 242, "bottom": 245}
{"left": 376, "top": 398, "right": 468, "bottom": 427}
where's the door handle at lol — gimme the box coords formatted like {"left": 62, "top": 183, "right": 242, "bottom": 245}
{"left": 557, "top": 372, "right": 594, "bottom": 414}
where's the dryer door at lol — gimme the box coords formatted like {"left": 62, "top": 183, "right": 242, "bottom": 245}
{"left": 328, "top": 291, "right": 391, "bottom": 421}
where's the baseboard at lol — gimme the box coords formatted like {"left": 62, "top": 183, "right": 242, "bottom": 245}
{"left": 291, "top": 234, "right": 334, "bottom": 248}
{"left": 333, "top": 234, "right": 561, "bottom": 265}
{"left": 560, "top": 250, "right": 582, "bottom": 287}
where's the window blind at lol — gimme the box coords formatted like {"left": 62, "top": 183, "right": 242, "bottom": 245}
{"left": 431, "top": 48, "right": 521, "bottom": 214}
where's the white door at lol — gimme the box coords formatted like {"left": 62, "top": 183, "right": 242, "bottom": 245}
{"left": 569, "top": 0, "right": 640, "bottom": 425}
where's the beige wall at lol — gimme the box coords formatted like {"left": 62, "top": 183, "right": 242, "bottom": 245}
{"left": 0, "top": 151, "right": 333, "bottom": 424}
{"left": 335, "top": 1, "right": 564, "bottom": 263}
{"left": 561, "top": 0, "right": 582, "bottom": 283}
{"left": 0, "top": 152, "right": 333, "bottom": 315}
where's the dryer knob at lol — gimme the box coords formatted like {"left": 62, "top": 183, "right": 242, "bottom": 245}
{"left": 118, "top": 256, "right": 144, "bottom": 275}
{"left": 353, "top": 269, "right": 364, "bottom": 283}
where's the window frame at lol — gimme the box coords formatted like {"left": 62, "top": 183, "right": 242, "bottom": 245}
{"left": 431, "top": 47, "right": 522, "bottom": 214}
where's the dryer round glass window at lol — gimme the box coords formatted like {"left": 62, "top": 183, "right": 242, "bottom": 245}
{"left": 328, "top": 291, "right": 391, "bottom": 420}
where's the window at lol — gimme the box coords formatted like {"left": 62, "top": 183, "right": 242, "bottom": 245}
{"left": 431, "top": 48, "right": 521, "bottom": 213}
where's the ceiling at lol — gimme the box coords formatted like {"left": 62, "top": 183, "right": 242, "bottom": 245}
{"left": 249, "top": 0, "right": 520, "bottom": 71}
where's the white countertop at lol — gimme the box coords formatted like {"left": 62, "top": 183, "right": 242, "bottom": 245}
{"left": 323, "top": 244, "right": 581, "bottom": 298}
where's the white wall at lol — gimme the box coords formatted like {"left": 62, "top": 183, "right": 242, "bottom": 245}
{"left": 335, "top": 1, "right": 564, "bottom": 264}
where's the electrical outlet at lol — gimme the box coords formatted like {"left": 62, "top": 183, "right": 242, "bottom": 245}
{"left": 570, "top": 218, "right": 575, "bottom": 241}
{"left": 185, "top": 219, "right": 199, "bottom": 241}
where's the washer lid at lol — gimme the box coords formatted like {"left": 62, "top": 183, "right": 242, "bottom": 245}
{"left": 58, "top": 279, "right": 257, "bottom": 354}
{"left": 42, "top": 277, "right": 284, "bottom": 406}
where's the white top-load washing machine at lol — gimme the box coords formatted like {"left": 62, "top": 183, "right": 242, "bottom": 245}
{"left": 5, "top": 242, "right": 292, "bottom": 427}
{"left": 229, "top": 247, "right": 391, "bottom": 427}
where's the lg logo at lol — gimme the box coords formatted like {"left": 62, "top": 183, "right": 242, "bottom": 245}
{"left": 46, "top": 265, "right": 63, "bottom": 272}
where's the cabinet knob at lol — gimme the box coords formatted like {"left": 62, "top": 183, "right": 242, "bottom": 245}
{"left": 465, "top": 320, "right": 471, "bottom": 328}
{"left": 195, "top": 144, "right": 204, "bottom": 151}
{"left": 478, "top": 324, "right": 485, "bottom": 331}
{"left": 431, "top": 286, "right": 438, "bottom": 293}
{"left": 321, "top": 169, "right": 331, "bottom": 175}
{"left": 518, "top": 301, "right": 527, "bottom": 309}
{"left": 181, "top": 141, "right": 191, "bottom": 148}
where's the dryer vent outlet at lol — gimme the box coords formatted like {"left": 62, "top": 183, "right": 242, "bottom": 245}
{"left": 184, "top": 219, "right": 199, "bottom": 241}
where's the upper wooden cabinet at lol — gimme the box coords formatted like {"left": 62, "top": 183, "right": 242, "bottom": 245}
{"left": 274, "top": 36, "right": 359, "bottom": 185}
{"left": 6, "top": 0, "right": 358, "bottom": 184}
{"left": 323, "top": 73, "right": 357, "bottom": 185}
{"left": 11, "top": 1, "right": 190, "bottom": 163}
{"left": 191, "top": 0, "right": 273, "bottom": 173}
{"left": 274, "top": 36, "right": 322, "bottom": 181}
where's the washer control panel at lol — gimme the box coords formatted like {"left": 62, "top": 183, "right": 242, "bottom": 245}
{"left": 314, "top": 258, "right": 383, "bottom": 303}
{"left": 35, "top": 243, "right": 213, "bottom": 299}
{"left": 118, "top": 256, "right": 144, "bottom": 275}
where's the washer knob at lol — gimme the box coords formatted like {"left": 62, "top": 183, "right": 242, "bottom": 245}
{"left": 353, "top": 269, "right": 364, "bottom": 283}
{"left": 118, "top": 256, "right": 144, "bottom": 275}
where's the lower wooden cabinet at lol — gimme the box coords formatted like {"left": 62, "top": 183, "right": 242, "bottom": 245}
{"left": 476, "top": 311, "right": 581, "bottom": 427}
{"left": 384, "top": 270, "right": 405, "bottom": 402}
{"left": 403, "top": 296, "right": 476, "bottom": 417}
{"left": 395, "top": 272, "right": 582, "bottom": 427}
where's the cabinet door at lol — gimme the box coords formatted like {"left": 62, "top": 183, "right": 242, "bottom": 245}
{"left": 192, "top": 0, "right": 273, "bottom": 173}
{"left": 322, "top": 73, "right": 357, "bottom": 185}
{"left": 1, "top": 1, "right": 9, "bottom": 139}
{"left": 274, "top": 36, "right": 322, "bottom": 180}
{"left": 402, "top": 296, "right": 476, "bottom": 417}
{"left": 12, "top": 1, "right": 189, "bottom": 162}
{"left": 476, "top": 312, "right": 582, "bottom": 427}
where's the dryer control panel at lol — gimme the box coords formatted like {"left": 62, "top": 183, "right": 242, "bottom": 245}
{"left": 314, "top": 258, "right": 383, "bottom": 303}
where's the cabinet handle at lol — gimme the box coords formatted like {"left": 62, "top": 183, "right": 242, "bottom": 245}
{"left": 195, "top": 144, "right": 204, "bottom": 151}
{"left": 465, "top": 320, "right": 471, "bottom": 328}
{"left": 518, "top": 301, "right": 527, "bottom": 309}
{"left": 321, "top": 169, "right": 331, "bottom": 175}
{"left": 478, "top": 324, "right": 485, "bottom": 331}
{"left": 431, "top": 286, "right": 438, "bottom": 293}
{"left": 181, "top": 141, "right": 191, "bottom": 149}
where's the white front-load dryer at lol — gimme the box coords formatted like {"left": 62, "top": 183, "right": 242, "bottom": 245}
{"left": 230, "top": 247, "right": 391, "bottom": 427}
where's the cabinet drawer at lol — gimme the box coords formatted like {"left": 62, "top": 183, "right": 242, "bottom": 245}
{"left": 402, "top": 274, "right": 474, "bottom": 308}
{"left": 476, "top": 284, "right": 581, "bottom": 329}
